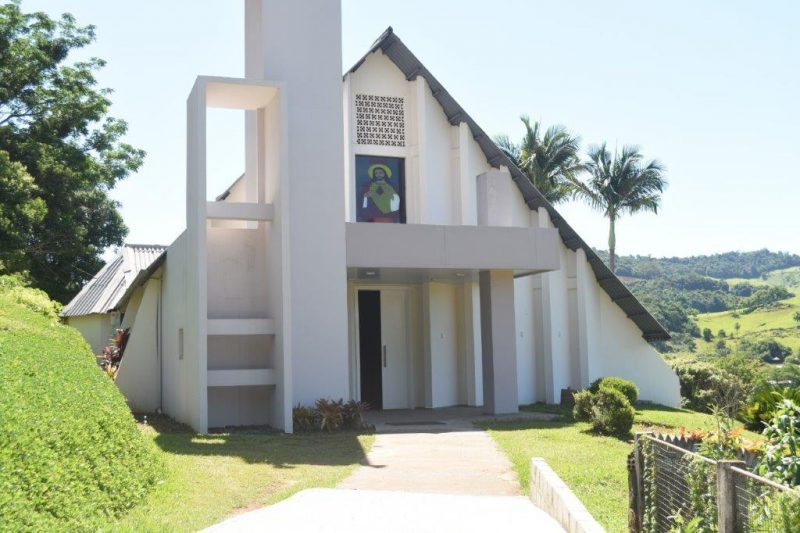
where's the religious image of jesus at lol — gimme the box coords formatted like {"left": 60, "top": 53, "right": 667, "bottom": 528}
{"left": 362, "top": 163, "right": 400, "bottom": 216}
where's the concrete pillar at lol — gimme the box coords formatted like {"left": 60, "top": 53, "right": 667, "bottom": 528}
{"left": 477, "top": 169, "right": 512, "bottom": 226}
{"left": 246, "top": 0, "right": 350, "bottom": 418}
{"left": 479, "top": 270, "right": 519, "bottom": 414}
{"left": 535, "top": 208, "right": 563, "bottom": 404}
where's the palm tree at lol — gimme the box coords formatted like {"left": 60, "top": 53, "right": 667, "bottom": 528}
{"left": 494, "top": 116, "right": 583, "bottom": 204}
{"left": 569, "top": 143, "right": 667, "bottom": 273}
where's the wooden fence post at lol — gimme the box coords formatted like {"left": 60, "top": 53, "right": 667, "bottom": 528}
{"left": 628, "top": 451, "right": 639, "bottom": 532}
{"left": 632, "top": 432, "right": 653, "bottom": 533}
{"left": 717, "top": 460, "right": 746, "bottom": 533}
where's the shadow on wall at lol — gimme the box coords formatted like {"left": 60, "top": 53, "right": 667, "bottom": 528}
{"left": 136, "top": 414, "right": 371, "bottom": 469}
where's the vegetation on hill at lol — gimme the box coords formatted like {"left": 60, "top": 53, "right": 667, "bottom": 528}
{"left": 598, "top": 250, "right": 800, "bottom": 354}
{"left": 0, "top": 276, "right": 160, "bottom": 530}
{"left": 607, "top": 249, "right": 800, "bottom": 281}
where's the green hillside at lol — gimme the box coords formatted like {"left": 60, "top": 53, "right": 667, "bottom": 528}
{"left": 0, "top": 276, "right": 161, "bottom": 531}
{"left": 696, "top": 267, "right": 800, "bottom": 354}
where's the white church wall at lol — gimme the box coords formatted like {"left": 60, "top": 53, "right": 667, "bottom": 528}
{"left": 160, "top": 231, "right": 189, "bottom": 425}
{"left": 116, "top": 276, "right": 162, "bottom": 413}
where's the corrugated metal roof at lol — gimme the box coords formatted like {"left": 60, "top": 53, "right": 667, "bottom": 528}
{"left": 61, "top": 244, "right": 167, "bottom": 317}
{"left": 348, "top": 28, "right": 670, "bottom": 342}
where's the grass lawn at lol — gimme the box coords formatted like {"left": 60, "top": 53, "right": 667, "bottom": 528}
{"left": 480, "top": 404, "right": 755, "bottom": 533}
{"left": 111, "top": 417, "right": 374, "bottom": 532}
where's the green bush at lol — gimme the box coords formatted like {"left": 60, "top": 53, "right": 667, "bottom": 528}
{"left": 0, "top": 280, "right": 161, "bottom": 530}
{"left": 590, "top": 387, "right": 635, "bottom": 436}
{"left": 671, "top": 359, "right": 737, "bottom": 413}
{"left": 742, "top": 388, "right": 800, "bottom": 431}
{"left": 757, "top": 399, "right": 800, "bottom": 487}
{"left": 292, "top": 404, "right": 318, "bottom": 432}
{"left": 588, "top": 376, "right": 639, "bottom": 405}
{"left": 294, "top": 399, "right": 371, "bottom": 432}
{"left": 572, "top": 390, "right": 594, "bottom": 422}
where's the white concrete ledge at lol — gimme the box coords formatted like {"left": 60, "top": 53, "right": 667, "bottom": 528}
{"left": 207, "top": 318, "right": 275, "bottom": 336}
{"left": 529, "top": 457, "right": 605, "bottom": 533}
{"left": 207, "top": 368, "right": 276, "bottom": 387}
{"left": 206, "top": 201, "right": 274, "bottom": 221}
{"left": 346, "top": 222, "right": 560, "bottom": 272}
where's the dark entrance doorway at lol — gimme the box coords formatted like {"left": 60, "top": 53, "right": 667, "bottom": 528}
{"left": 358, "top": 290, "right": 382, "bottom": 409}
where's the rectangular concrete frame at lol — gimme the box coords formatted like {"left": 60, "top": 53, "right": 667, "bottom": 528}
{"left": 186, "top": 75, "right": 289, "bottom": 433}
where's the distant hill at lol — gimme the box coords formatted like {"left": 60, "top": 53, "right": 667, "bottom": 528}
{"left": 597, "top": 250, "right": 800, "bottom": 354}
{"left": 596, "top": 249, "right": 800, "bottom": 281}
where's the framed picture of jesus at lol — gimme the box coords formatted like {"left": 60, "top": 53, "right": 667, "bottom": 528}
{"left": 355, "top": 155, "right": 406, "bottom": 224}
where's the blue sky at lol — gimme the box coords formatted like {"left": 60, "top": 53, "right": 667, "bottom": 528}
{"left": 24, "top": 1, "right": 800, "bottom": 257}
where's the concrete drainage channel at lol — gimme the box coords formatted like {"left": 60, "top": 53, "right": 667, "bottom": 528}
{"left": 206, "top": 409, "right": 603, "bottom": 532}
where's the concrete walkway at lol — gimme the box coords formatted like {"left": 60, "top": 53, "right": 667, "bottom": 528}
{"left": 338, "top": 429, "right": 521, "bottom": 495}
{"left": 205, "top": 488, "right": 563, "bottom": 532}
{"left": 206, "top": 408, "right": 564, "bottom": 532}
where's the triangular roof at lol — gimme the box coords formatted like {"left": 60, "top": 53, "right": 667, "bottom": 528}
{"left": 347, "top": 28, "right": 669, "bottom": 342}
{"left": 61, "top": 244, "right": 166, "bottom": 317}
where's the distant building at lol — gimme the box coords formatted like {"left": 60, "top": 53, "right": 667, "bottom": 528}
{"left": 63, "top": 0, "right": 679, "bottom": 433}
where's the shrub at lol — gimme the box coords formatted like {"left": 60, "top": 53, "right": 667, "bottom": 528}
{"left": 588, "top": 376, "right": 639, "bottom": 405}
{"left": 590, "top": 387, "right": 635, "bottom": 436}
{"left": 342, "top": 400, "right": 369, "bottom": 430}
{"left": 757, "top": 399, "right": 800, "bottom": 487}
{"left": 292, "top": 404, "right": 318, "bottom": 432}
{"left": 294, "top": 399, "right": 371, "bottom": 432}
{"left": 315, "top": 398, "right": 345, "bottom": 432}
{"left": 742, "top": 388, "right": 800, "bottom": 431}
{"left": 0, "top": 281, "right": 161, "bottom": 530}
{"left": 671, "top": 359, "right": 738, "bottom": 413}
{"left": 572, "top": 390, "right": 593, "bottom": 422}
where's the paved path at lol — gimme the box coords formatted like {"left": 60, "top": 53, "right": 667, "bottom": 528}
{"left": 206, "top": 409, "right": 564, "bottom": 532}
{"left": 337, "top": 429, "right": 520, "bottom": 495}
{"left": 206, "top": 488, "right": 563, "bottom": 532}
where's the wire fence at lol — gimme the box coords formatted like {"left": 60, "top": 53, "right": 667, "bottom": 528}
{"left": 731, "top": 466, "right": 796, "bottom": 533}
{"left": 629, "top": 433, "right": 799, "bottom": 533}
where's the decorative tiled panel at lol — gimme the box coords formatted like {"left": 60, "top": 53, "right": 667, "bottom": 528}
{"left": 355, "top": 94, "right": 405, "bottom": 146}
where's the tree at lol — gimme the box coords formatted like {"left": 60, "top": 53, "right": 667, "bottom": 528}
{"left": 702, "top": 328, "right": 713, "bottom": 342}
{"left": 494, "top": 116, "right": 583, "bottom": 204}
{"left": 0, "top": 3, "right": 144, "bottom": 302}
{"left": 794, "top": 311, "right": 800, "bottom": 327}
{"left": 569, "top": 143, "right": 667, "bottom": 272}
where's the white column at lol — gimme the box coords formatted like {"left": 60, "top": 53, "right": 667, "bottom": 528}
{"left": 479, "top": 270, "right": 519, "bottom": 414}
{"left": 185, "top": 81, "right": 209, "bottom": 433}
{"left": 253, "top": 0, "right": 350, "bottom": 412}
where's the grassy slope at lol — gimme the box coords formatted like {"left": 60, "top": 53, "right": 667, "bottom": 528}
{"left": 695, "top": 267, "right": 800, "bottom": 353}
{"left": 113, "top": 419, "right": 374, "bottom": 532}
{"left": 0, "top": 278, "right": 161, "bottom": 531}
{"left": 481, "top": 405, "right": 756, "bottom": 533}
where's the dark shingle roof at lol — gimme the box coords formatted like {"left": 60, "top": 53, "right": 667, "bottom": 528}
{"left": 347, "top": 28, "right": 669, "bottom": 342}
{"left": 61, "top": 244, "right": 167, "bottom": 317}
